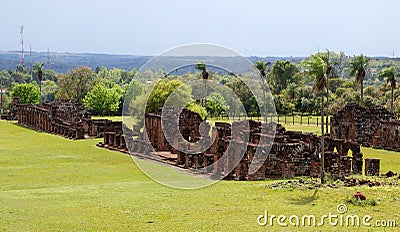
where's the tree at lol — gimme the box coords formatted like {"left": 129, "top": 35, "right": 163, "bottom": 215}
{"left": 9, "top": 68, "right": 32, "bottom": 84}
{"left": 302, "top": 54, "right": 328, "bottom": 184}
{"left": 10, "top": 83, "right": 40, "bottom": 104}
{"left": 206, "top": 92, "right": 229, "bottom": 118}
{"left": 41, "top": 80, "right": 58, "bottom": 102}
{"left": 146, "top": 79, "right": 193, "bottom": 113}
{"left": 226, "top": 78, "right": 259, "bottom": 117}
{"left": 129, "top": 79, "right": 203, "bottom": 131}
{"left": 319, "top": 50, "right": 335, "bottom": 134}
{"left": 124, "top": 80, "right": 144, "bottom": 112}
{"left": 254, "top": 60, "right": 270, "bottom": 122}
{"left": 0, "top": 70, "right": 11, "bottom": 90}
{"left": 194, "top": 62, "right": 209, "bottom": 80}
{"left": 254, "top": 60, "right": 269, "bottom": 77}
{"left": 83, "top": 82, "right": 123, "bottom": 115}
{"left": 349, "top": 54, "right": 370, "bottom": 106}
{"left": 56, "top": 66, "right": 97, "bottom": 103}
{"left": 379, "top": 66, "right": 397, "bottom": 113}
{"left": 32, "top": 62, "right": 44, "bottom": 96}
{"left": 195, "top": 62, "right": 209, "bottom": 107}
{"left": 130, "top": 94, "right": 148, "bottom": 131}
{"left": 269, "top": 60, "right": 299, "bottom": 94}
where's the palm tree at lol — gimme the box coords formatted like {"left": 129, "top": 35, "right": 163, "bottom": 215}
{"left": 195, "top": 62, "right": 209, "bottom": 107}
{"left": 302, "top": 54, "right": 328, "bottom": 184}
{"left": 254, "top": 61, "right": 268, "bottom": 78}
{"left": 33, "top": 62, "right": 45, "bottom": 99}
{"left": 319, "top": 50, "right": 334, "bottom": 134}
{"left": 195, "top": 62, "right": 209, "bottom": 80}
{"left": 380, "top": 66, "right": 397, "bottom": 113}
{"left": 349, "top": 54, "right": 370, "bottom": 107}
{"left": 254, "top": 60, "right": 271, "bottom": 123}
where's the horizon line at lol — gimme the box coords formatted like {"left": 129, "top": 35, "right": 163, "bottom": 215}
{"left": 0, "top": 50, "right": 398, "bottom": 59}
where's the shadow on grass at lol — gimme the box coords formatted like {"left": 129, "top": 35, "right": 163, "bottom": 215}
{"left": 287, "top": 189, "right": 319, "bottom": 205}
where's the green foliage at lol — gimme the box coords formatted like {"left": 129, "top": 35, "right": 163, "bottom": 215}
{"left": 130, "top": 94, "right": 148, "bottom": 131}
{"left": 97, "top": 67, "right": 137, "bottom": 85}
{"left": 56, "top": 66, "right": 97, "bottom": 103}
{"left": 9, "top": 69, "right": 32, "bottom": 84}
{"left": 363, "top": 95, "right": 376, "bottom": 108}
{"left": 10, "top": 83, "right": 40, "bottom": 104}
{"left": 300, "top": 97, "right": 314, "bottom": 115}
{"left": 146, "top": 79, "right": 192, "bottom": 113}
{"left": 0, "top": 92, "right": 10, "bottom": 112}
{"left": 343, "top": 80, "right": 355, "bottom": 89}
{"left": 380, "top": 66, "right": 396, "bottom": 87}
{"left": 41, "top": 80, "right": 58, "bottom": 102}
{"left": 124, "top": 80, "right": 144, "bottom": 108}
{"left": 254, "top": 60, "right": 270, "bottom": 78}
{"left": 269, "top": 60, "right": 299, "bottom": 94}
{"left": 0, "top": 70, "right": 11, "bottom": 90}
{"left": 186, "top": 102, "right": 207, "bottom": 119}
{"left": 3, "top": 52, "right": 400, "bottom": 118}
{"left": 275, "top": 94, "right": 297, "bottom": 115}
{"left": 42, "top": 69, "right": 59, "bottom": 82}
{"left": 328, "top": 78, "right": 345, "bottom": 93}
{"left": 32, "top": 62, "right": 44, "bottom": 83}
{"left": 83, "top": 82, "right": 123, "bottom": 115}
{"left": 301, "top": 54, "right": 327, "bottom": 93}
{"left": 225, "top": 78, "right": 259, "bottom": 116}
{"left": 206, "top": 92, "right": 229, "bottom": 117}
{"left": 194, "top": 62, "right": 206, "bottom": 71}
{"left": 349, "top": 54, "right": 371, "bottom": 84}
{"left": 345, "top": 197, "right": 377, "bottom": 207}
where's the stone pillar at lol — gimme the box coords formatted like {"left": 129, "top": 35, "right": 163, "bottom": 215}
{"left": 365, "top": 158, "right": 380, "bottom": 176}
{"left": 282, "top": 161, "right": 295, "bottom": 178}
{"left": 310, "top": 160, "right": 321, "bottom": 178}
{"left": 352, "top": 152, "right": 363, "bottom": 175}
{"left": 338, "top": 156, "right": 351, "bottom": 177}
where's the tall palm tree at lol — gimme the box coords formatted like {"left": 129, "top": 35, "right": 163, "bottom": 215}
{"left": 302, "top": 54, "right": 327, "bottom": 184}
{"left": 349, "top": 54, "right": 370, "bottom": 107}
{"left": 254, "top": 60, "right": 271, "bottom": 123}
{"left": 33, "top": 62, "right": 45, "bottom": 99}
{"left": 195, "top": 62, "right": 208, "bottom": 80}
{"left": 380, "top": 66, "right": 397, "bottom": 113}
{"left": 319, "top": 50, "right": 334, "bottom": 134}
{"left": 195, "top": 62, "right": 209, "bottom": 107}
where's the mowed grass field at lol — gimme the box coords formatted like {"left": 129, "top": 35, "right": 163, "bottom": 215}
{"left": 0, "top": 121, "right": 399, "bottom": 231}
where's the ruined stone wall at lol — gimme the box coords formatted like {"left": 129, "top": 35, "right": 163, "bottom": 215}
{"left": 97, "top": 121, "right": 131, "bottom": 154}
{"left": 144, "top": 107, "right": 204, "bottom": 151}
{"left": 216, "top": 123, "right": 362, "bottom": 180}
{"left": 131, "top": 108, "right": 364, "bottom": 180}
{"left": 331, "top": 103, "right": 400, "bottom": 151}
{"left": 16, "top": 100, "right": 110, "bottom": 139}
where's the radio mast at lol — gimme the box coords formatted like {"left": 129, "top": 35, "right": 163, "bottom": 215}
{"left": 20, "top": 25, "right": 24, "bottom": 66}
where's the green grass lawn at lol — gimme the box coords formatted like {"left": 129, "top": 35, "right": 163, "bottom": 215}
{"left": 0, "top": 121, "right": 399, "bottom": 231}
{"left": 92, "top": 115, "right": 123, "bottom": 121}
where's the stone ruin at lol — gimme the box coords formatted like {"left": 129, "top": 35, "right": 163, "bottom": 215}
{"left": 15, "top": 99, "right": 115, "bottom": 139}
{"left": 10, "top": 99, "right": 379, "bottom": 180}
{"left": 331, "top": 103, "right": 400, "bottom": 151}
{"left": 99, "top": 108, "right": 367, "bottom": 180}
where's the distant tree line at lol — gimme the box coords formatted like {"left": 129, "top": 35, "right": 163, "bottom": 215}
{"left": 1, "top": 51, "right": 400, "bottom": 121}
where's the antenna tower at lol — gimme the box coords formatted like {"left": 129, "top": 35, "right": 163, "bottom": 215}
{"left": 20, "top": 25, "right": 24, "bottom": 66}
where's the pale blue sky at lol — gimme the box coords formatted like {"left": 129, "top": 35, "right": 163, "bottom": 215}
{"left": 1, "top": 0, "right": 399, "bottom": 57}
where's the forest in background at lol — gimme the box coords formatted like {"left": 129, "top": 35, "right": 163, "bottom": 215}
{"left": 1, "top": 51, "right": 400, "bottom": 121}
